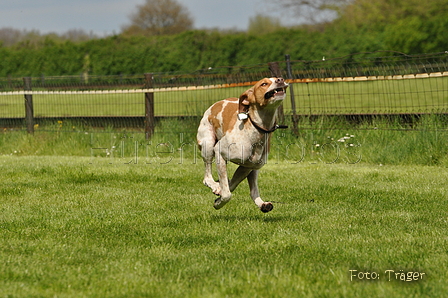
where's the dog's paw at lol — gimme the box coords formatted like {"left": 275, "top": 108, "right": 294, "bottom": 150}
{"left": 207, "top": 184, "right": 221, "bottom": 196}
{"left": 203, "top": 179, "right": 221, "bottom": 195}
{"left": 212, "top": 186, "right": 221, "bottom": 196}
{"left": 213, "top": 197, "right": 225, "bottom": 210}
{"left": 260, "top": 202, "right": 274, "bottom": 213}
{"left": 213, "top": 196, "right": 230, "bottom": 210}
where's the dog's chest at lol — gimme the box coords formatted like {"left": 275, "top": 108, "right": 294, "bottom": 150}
{"left": 220, "top": 128, "right": 269, "bottom": 166}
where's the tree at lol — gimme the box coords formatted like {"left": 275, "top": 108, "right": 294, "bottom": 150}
{"left": 62, "top": 29, "right": 98, "bottom": 43}
{"left": 121, "top": 0, "right": 194, "bottom": 36}
{"left": 339, "top": 0, "right": 448, "bottom": 30}
{"left": 0, "top": 28, "right": 23, "bottom": 47}
{"left": 247, "top": 15, "right": 283, "bottom": 34}
{"left": 266, "top": 0, "right": 350, "bottom": 24}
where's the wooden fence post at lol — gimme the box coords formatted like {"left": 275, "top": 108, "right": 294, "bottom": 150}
{"left": 144, "top": 73, "right": 155, "bottom": 140}
{"left": 23, "top": 77, "right": 34, "bottom": 134}
{"left": 268, "top": 61, "right": 285, "bottom": 124}
{"left": 285, "top": 55, "right": 299, "bottom": 135}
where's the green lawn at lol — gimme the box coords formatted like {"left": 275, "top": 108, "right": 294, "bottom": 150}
{"left": 290, "top": 76, "right": 448, "bottom": 115}
{"left": 1, "top": 76, "right": 447, "bottom": 117}
{"left": 0, "top": 87, "right": 246, "bottom": 118}
{"left": 1, "top": 156, "right": 447, "bottom": 297}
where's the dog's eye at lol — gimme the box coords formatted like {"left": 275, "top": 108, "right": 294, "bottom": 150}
{"left": 261, "top": 83, "right": 268, "bottom": 86}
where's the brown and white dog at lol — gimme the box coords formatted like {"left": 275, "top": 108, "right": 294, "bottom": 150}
{"left": 197, "top": 77, "right": 288, "bottom": 212}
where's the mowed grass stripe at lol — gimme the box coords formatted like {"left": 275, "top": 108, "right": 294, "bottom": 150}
{"left": 0, "top": 156, "right": 447, "bottom": 297}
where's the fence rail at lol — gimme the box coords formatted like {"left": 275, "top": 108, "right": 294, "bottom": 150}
{"left": 1, "top": 51, "right": 447, "bottom": 134}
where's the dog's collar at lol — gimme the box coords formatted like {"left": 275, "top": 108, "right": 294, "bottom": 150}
{"left": 248, "top": 115, "right": 288, "bottom": 134}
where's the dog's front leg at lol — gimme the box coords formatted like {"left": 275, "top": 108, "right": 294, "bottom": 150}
{"left": 203, "top": 161, "right": 221, "bottom": 196}
{"left": 213, "top": 147, "right": 232, "bottom": 210}
{"left": 247, "top": 170, "right": 273, "bottom": 213}
{"left": 200, "top": 140, "right": 221, "bottom": 195}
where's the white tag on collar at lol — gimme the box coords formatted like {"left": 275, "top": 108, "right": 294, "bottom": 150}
{"left": 237, "top": 113, "right": 248, "bottom": 120}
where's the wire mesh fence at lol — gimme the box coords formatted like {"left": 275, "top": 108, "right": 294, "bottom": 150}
{"left": 0, "top": 51, "right": 447, "bottom": 133}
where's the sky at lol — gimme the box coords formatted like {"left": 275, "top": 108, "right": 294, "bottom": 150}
{"left": 1, "top": 0, "right": 294, "bottom": 36}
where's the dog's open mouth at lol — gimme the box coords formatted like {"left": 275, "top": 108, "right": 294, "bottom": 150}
{"left": 264, "top": 87, "right": 287, "bottom": 99}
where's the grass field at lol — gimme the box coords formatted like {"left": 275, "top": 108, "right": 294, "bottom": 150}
{"left": 1, "top": 76, "right": 447, "bottom": 117}
{"left": 0, "top": 87, "right": 245, "bottom": 118}
{"left": 3, "top": 114, "right": 448, "bottom": 166}
{"left": 1, "top": 155, "right": 447, "bottom": 297}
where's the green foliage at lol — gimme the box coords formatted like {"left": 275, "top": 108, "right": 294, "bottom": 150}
{"left": 383, "top": 15, "right": 448, "bottom": 54}
{"left": 0, "top": 0, "right": 447, "bottom": 77}
{"left": 338, "top": 0, "right": 448, "bottom": 28}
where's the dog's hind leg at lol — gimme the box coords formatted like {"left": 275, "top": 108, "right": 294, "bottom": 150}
{"left": 247, "top": 170, "right": 273, "bottom": 213}
{"left": 229, "top": 166, "right": 252, "bottom": 192}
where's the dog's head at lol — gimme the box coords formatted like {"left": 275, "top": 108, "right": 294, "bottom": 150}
{"left": 238, "top": 77, "right": 288, "bottom": 114}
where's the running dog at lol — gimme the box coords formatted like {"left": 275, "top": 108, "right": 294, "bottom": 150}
{"left": 197, "top": 77, "right": 288, "bottom": 212}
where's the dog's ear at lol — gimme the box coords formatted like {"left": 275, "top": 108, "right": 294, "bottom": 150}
{"left": 238, "top": 89, "right": 253, "bottom": 114}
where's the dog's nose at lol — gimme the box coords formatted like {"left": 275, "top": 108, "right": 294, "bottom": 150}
{"left": 275, "top": 77, "right": 284, "bottom": 84}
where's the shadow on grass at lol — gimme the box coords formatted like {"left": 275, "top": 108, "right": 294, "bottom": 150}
{"left": 209, "top": 213, "right": 304, "bottom": 223}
